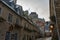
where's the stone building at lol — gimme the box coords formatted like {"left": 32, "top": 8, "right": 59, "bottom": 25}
{"left": 29, "top": 12, "right": 38, "bottom": 19}
{"left": 50, "top": 0, "right": 60, "bottom": 40}
{"left": 29, "top": 12, "right": 45, "bottom": 37}
{"left": 0, "top": 0, "right": 40, "bottom": 40}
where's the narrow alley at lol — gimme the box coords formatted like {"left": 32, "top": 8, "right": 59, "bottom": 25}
{"left": 0, "top": 0, "right": 60, "bottom": 40}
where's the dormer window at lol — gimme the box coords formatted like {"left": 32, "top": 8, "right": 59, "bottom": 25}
{"left": 9, "top": 0, "right": 13, "bottom": 2}
{"left": 16, "top": 6, "right": 20, "bottom": 15}
{"left": 9, "top": 0, "right": 14, "bottom": 8}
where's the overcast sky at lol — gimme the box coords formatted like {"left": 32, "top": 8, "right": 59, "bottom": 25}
{"left": 17, "top": 0, "right": 50, "bottom": 21}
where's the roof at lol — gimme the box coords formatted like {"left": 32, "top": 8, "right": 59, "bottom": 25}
{"left": 0, "top": 0, "right": 41, "bottom": 32}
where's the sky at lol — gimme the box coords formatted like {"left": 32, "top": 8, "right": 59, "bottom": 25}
{"left": 17, "top": 0, "right": 50, "bottom": 21}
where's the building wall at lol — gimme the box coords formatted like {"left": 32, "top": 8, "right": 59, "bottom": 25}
{"left": 0, "top": 1, "right": 40, "bottom": 40}
{"left": 0, "top": 22, "right": 10, "bottom": 40}
{"left": 50, "top": 0, "right": 60, "bottom": 40}
{"left": 50, "top": 0, "right": 54, "bottom": 16}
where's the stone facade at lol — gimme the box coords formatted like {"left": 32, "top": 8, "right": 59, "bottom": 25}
{"left": 0, "top": 0, "right": 40, "bottom": 40}
{"left": 29, "top": 12, "right": 45, "bottom": 37}
{"left": 50, "top": 0, "right": 60, "bottom": 40}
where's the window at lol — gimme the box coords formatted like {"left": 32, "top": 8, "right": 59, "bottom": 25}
{"left": 24, "top": 23, "right": 26, "bottom": 27}
{"left": 16, "top": 18, "right": 19, "bottom": 25}
{"left": 8, "top": 13, "right": 13, "bottom": 22}
{"left": 11, "top": 33, "right": 17, "bottom": 40}
{"left": 14, "top": 33, "right": 17, "bottom": 40}
{"left": 11, "top": 34, "right": 15, "bottom": 40}
{"left": 0, "top": 8, "right": 2, "bottom": 14}
{"left": 5, "top": 32, "right": 10, "bottom": 40}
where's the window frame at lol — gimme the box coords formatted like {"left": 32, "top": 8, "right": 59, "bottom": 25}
{"left": 11, "top": 33, "right": 17, "bottom": 40}
{"left": 8, "top": 13, "right": 13, "bottom": 23}
{"left": 16, "top": 18, "right": 19, "bottom": 25}
{"left": 5, "top": 32, "right": 10, "bottom": 40}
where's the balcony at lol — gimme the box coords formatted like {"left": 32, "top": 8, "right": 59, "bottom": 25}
{"left": 8, "top": 25, "right": 13, "bottom": 31}
{"left": 0, "top": 17, "right": 5, "bottom": 22}
{"left": 14, "top": 23, "right": 22, "bottom": 29}
{"left": 24, "top": 27, "right": 34, "bottom": 32}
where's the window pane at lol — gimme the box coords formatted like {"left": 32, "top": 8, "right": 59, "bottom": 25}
{"left": 5, "top": 32, "right": 10, "bottom": 40}
{"left": 16, "top": 18, "right": 19, "bottom": 25}
{"left": 11, "top": 34, "right": 15, "bottom": 40}
{"left": 8, "top": 13, "right": 13, "bottom": 22}
{"left": 14, "top": 33, "right": 17, "bottom": 40}
{"left": 11, "top": 33, "right": 17, "bottom": 40}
